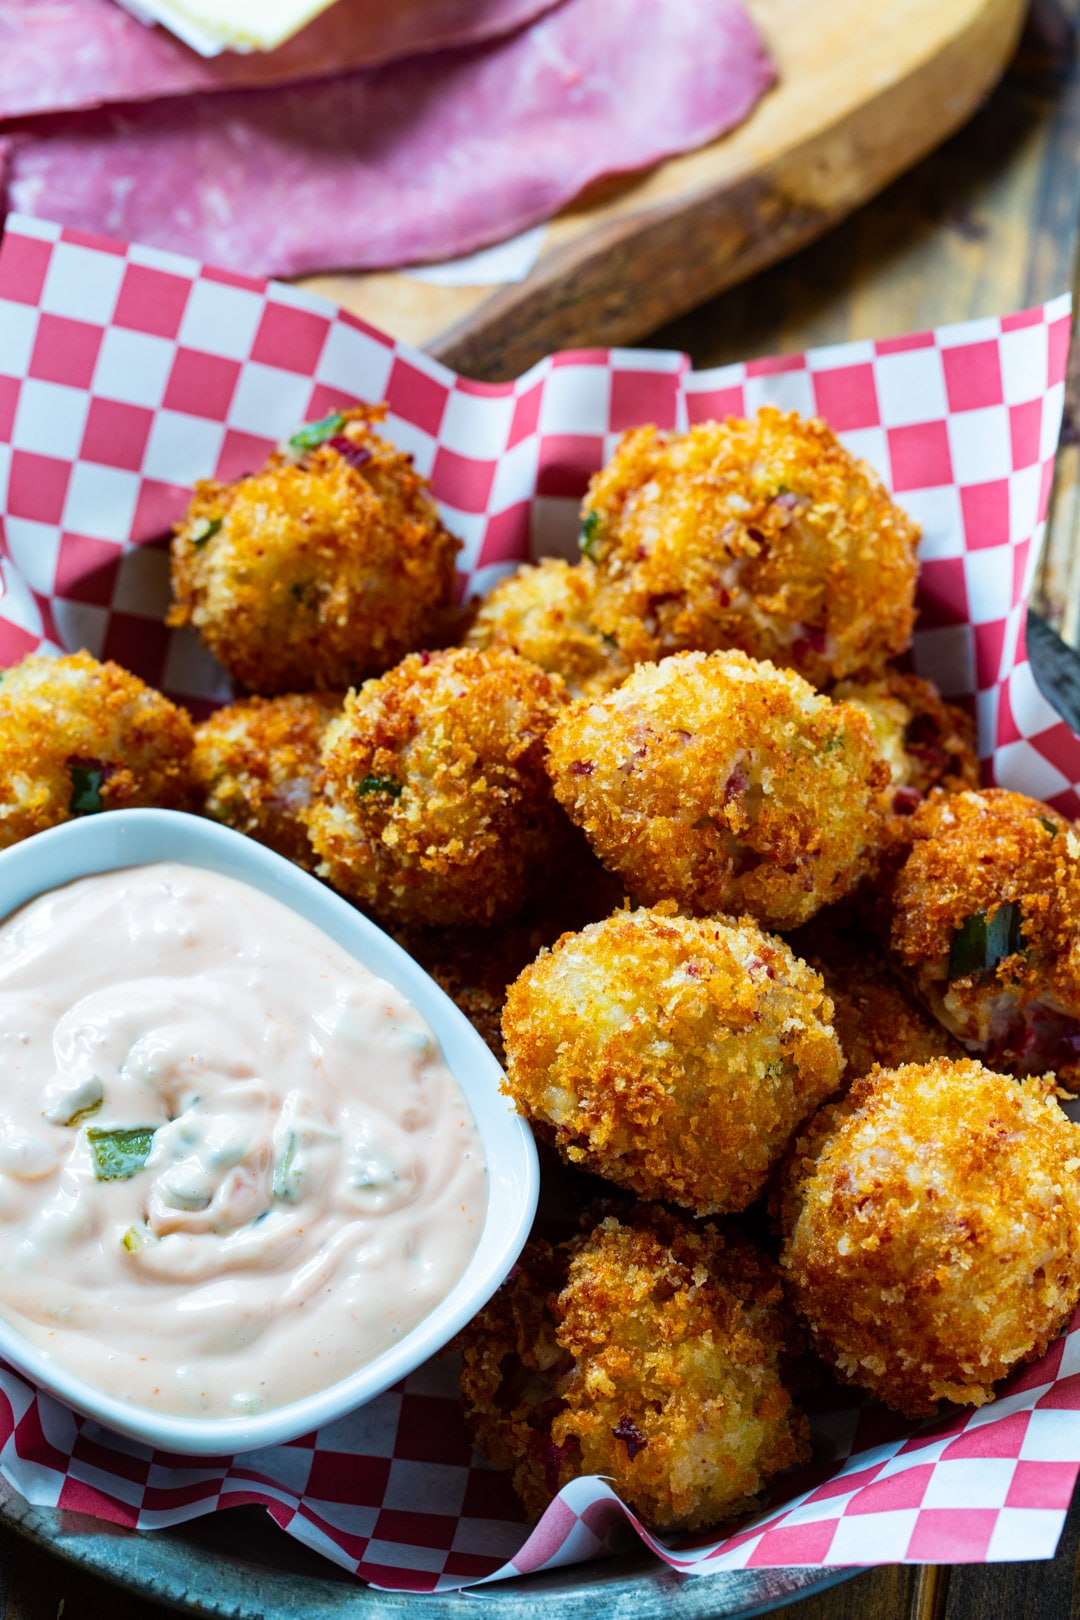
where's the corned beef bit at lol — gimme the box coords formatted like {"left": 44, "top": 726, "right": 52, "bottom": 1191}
{"left": 893, "top": 785, "right": 924, "bottom": 815}
{"left": 612, "top": 1416, "right": 648, "bottom": 1461}
{"left": 327, "top": 437, "right": 373, "bottom": 471}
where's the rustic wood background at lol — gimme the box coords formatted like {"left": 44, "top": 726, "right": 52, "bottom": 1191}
{"left": 3, "top": 1, "right": 1080, "bottom": 1615}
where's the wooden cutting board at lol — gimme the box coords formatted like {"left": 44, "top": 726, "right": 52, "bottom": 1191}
{"left": 299, "top": 0, "right": 1027, "bottom": 381}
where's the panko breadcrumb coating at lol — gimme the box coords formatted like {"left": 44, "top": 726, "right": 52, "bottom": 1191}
{"left": 306, "top": 646, "right": 571, "bottom": 928}
{"left": 466, "top": 558, "right": 631, "bottom": 698}
{"left": 458, "top": 1207, "right": 809, "bottom": 1531}
{"left": 581, "top": 409, "right": 919, "bottom": 688}
{"left": 889, "top": 789, "right": 1080, "bottom": 1086}
{"left": 790, "top": 920, "right": 964, "bottom": 1084}
{"left": 169, "top": 405, "right": 460, "bottom": 694}
{"left": 502, "top": 906, "right": 843, "bottom": 1214}
{"left": 0, "top": 651, "right": 194, "bottom": 850}
{"left": 547, "top": 649, "right": 890, "bottom": 930}
{"left": 781, "top": 1058, "right": 1080, "bottom": 1415}
{"left": 832, "top": 670, "right": 978, "bottom": 816}
{"left": 193, "top": 692, "right": 341, "bottom": 868}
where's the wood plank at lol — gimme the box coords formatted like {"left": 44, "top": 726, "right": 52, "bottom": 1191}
{"left": 300, "top": 0, "right": 1027, "bottom": 380}
{"left": 758, "top": 1565, "right": 918, "bottom": 1619}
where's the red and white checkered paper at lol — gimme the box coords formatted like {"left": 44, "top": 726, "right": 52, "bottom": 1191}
{"left": 0, "top": 211, "right": 1077, "bottom": 1589}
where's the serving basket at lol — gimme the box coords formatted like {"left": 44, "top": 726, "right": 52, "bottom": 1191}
{"left": 0, "top": 212, "right": 1077, "bottom": 1608}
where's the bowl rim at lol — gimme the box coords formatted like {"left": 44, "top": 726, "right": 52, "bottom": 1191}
{"left": 0, "top": 808, "right": 539, "bottom": 1456}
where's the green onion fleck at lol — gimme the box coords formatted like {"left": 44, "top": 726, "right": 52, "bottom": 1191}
{"left": 823, "top": 733, "right": 845, "bottom": 754}
{"left": 1038, "top": 815, "right": 1058, "bottom": 838}
{"left": 579, "top": 511, "right": 602, "bottom": 562}
{"left": 65, "top": 1097, "right": 103, "bottom": 1128}
{"left": 121, "top": 1223, "right": 154, "bottom": 1253}
{"left": 273, "top": 1133, "right": 301, "bottom": 1203}
{"left": 289, "top": 412, "right": 345, "bottom": 451}
{"left": 601, "top": 631, "right": 619, "bottom": 650}
{"left": 87, "top": 1126, "right": 156, "bottom": 1182}
{"left": 189, "top": 516, "right": 223, "bottom": 549}
{"left": 68, "top": 763, "right": 106, "bottom": 817}
{"left": 948, "top": 903, "right": 1025, "bottom": 981}
{"left": 356, "top": 776, "right": 403, "bottom": 799}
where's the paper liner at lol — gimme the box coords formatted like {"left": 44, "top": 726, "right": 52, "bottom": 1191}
{"left": 0, "top": 212, "right": 1076, "bottom": 1588}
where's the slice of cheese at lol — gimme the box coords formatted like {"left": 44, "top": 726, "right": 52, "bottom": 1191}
{"left": 115, "top": 0, "right": 340, "bottom": 55}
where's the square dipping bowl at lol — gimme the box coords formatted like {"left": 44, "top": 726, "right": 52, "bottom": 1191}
{"left": 0, "top": 808, "right": 539, "bottom": 1455}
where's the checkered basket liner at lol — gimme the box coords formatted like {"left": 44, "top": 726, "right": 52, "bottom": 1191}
{"left": 0, "top": 212, "right": 1076, "bottom": 1588}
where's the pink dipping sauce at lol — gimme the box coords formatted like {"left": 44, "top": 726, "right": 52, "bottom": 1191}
{"left": 0, "top": 863, "right": 487, "bottom": 1418}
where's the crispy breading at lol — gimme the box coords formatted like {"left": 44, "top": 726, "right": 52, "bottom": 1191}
{"left": 192, "top": 691, "right": 341, "bottom": 868}
{"left": 580, "top": 409, "right": 919, "bottom": 688}
{"left": 546, "top": 649, "right": 890, "bottom": 930}
{"left": 889, "top": 789, "right": 1080, "bottom": 1086}
{"left": 790, "top": 919, "right": 964, "bottom": 1083}
{"left": 466, "top": 557, "right": 632, "bottom": 698}
{"left": 781, "top": 1057, "right": 1080, "bottom": 1415}
{"left": 305, "top": 646, "right": 571, "bottom": 928}
{"left": 0, "top": 651, "right": 194, "bottom": 850}
{"left": 169, "top": 405, "right": 460, "bottom": 693}
{"left": 832, "top": 669, "right": 979, "bottom": 815}
{"left": 457, "top": 1207, "right": 809, "bottom": 1531}
{"left": 502, "top": 906, "right": 843, "bottom": 1213}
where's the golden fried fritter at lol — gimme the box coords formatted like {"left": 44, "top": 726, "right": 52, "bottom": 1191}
{"left": 0, "top": 651, "right": 194, "bottom": 850}
{"left": 790, "top": 920, "right": 964, "bottom": 1084}
{"left": 169, "top": 405, "right": 460, "bottom": 693}
{"left": 889, "top": 789, "right": 1080, "bottom": 1086}
{"left": 192, "top": 692, "right": 341, "bottom": 868}
{"left": 832, "top": 670, "right": 979, "bottom": 815}
{"left": 781, "top": 1057, "right": 1080, "bottom": 1415}
{"left": 466, "top": 558, "right": 631, "bottom": 698}
{"left": 306, "top": 646, "right": 571, "bottom": 928}
{"left": 502, "top": 906, "right": 843, "bottom": 1214}
{"left": 458, "top": 1207, "right": 809, "bottom": 1531}
{"left": 546, "top": 650, "right": 890, "bottom": 930}
{"left": 581, "top": 409, "right": 919, "bottom": 688}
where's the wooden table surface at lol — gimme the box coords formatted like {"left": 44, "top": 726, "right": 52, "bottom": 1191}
{"left": 5, "top": 2, "right": 1080, "bottom": 1616}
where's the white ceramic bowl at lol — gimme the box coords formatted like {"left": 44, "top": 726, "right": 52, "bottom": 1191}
{"left": 0, "top": 808, "right": 539, "bottom": 1455}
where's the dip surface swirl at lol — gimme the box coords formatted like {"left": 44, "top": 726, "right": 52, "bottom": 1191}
{"left": 0, "top": 862, "right": 487, "bottom": 1418}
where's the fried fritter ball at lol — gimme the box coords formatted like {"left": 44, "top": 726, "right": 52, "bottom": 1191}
{"left": 581, "top": 409, "right": 919, "bottom": 688}
{"left": 0, "top": 650, "right": 194, "bottom": 850}
{"left": 547, "top": 650, "right": 890, "bottom": 930}
{"left": 168, "top": 405, "right": 460, "bottom": 694}
{"left": 192, "top": 692, "right": 341, "bottom": 868}
{"left": 502, "top": 906, "right": 843, "bottom": 1213}
{"left": 781, "top": 1058, "right": 1080, "bottom": 1415}
{"left": 306, "top": 646, "right": 571, "bottom": 928}
{"left": 465, "top": 558, "right": 631, "bottom": 698}
{"left": 832, "top": 670, "right": 978, "bottom": 816}
{"left": 458, "top": 1207, "right": 809, "bottom": 1531}
{"left": 889, "top": 789, "right": 1080, "bottom": 1087}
